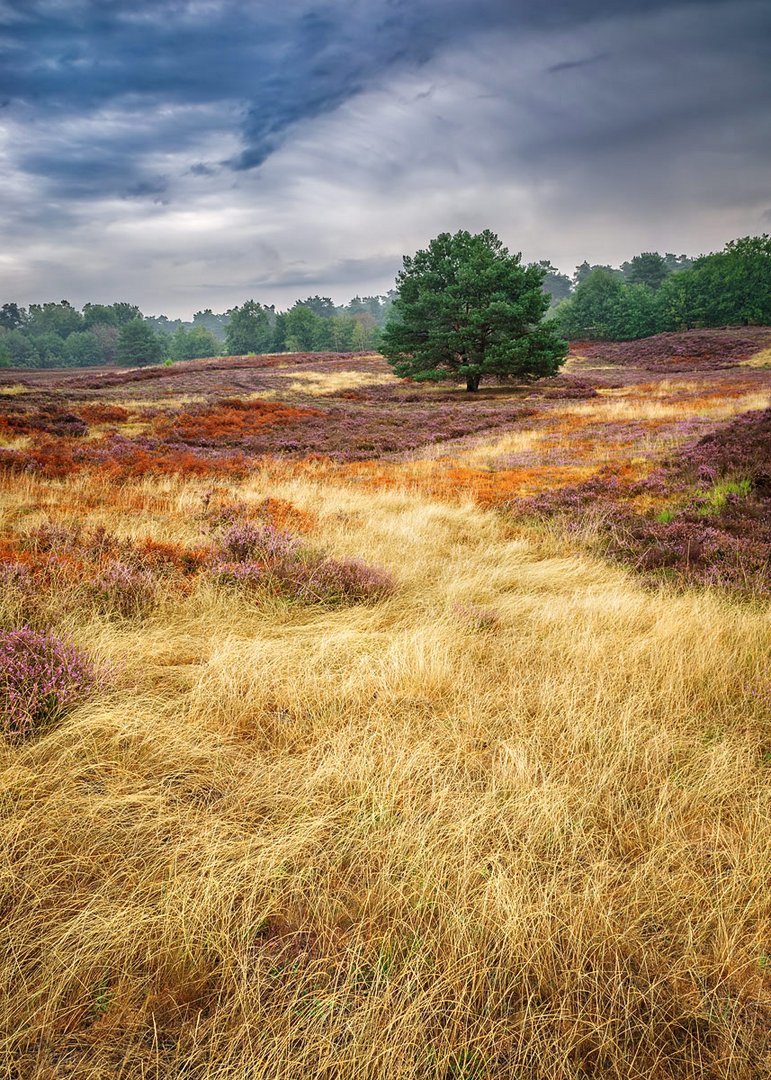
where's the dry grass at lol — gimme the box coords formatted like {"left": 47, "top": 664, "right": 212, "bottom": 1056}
{"left": 742, "top": 348, "right": 771, "bottom": 369}
{"left": 275, "top": 369, "right": 398, "bottom": 396}
{"left": 1, "top": 469, "right": 770, "bottom": 1078}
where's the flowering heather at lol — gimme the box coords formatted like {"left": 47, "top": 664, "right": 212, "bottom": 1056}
{"left": 575, "top": 328, "right": 771, "bottom": 371}
{"left": 281, "top": 555, "right": 395, "bottom": 605}
{"left": 517, "top": 407, "right": 771, "bottom": 595}
{"left": 0, "top": 403, "right": 88, "bottom": 439}
{"left": 0, "top": 627, "right": 98, "bottom": 739}
{"left": 208, "top": 560, "right": 265, "bottom": 589}
{"left": 669, "top": 405, "right": 771, "bottom": 486}
{"left": 86, "top": 561, "right": 159, "bottom": 618}
{"left": 207, "top": 514, "right": 393, "bottom": 605}
{"left": 216, "top": 521, "right": 300, "bottom": 563}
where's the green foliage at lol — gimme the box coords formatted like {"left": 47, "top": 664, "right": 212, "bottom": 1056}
{"left": 612, "top": 283, "right": 661, "bottom": 339}
{"left": 554, "top": 268, "right": 627, "bottom": 339}
{"left": 692, "top": 235, "right": 771, "bottom": 326}
{"left": 82, "top": 302, "right": 142, "bottom": 329}
{"left": 90, "top": 323, "right": 120, "bottom": 364}
{"left": 351, "top": 312, "right": 378, "bottom": 350}
{"left": 0, "top": 303, "right": 24, "bottom": 330}
{"left": 63, "top": 331, "right": 105, "bottom": 367}
{"left": 380, "top": 230, "right": 568, "bottom": 391}
{"left": 345, "top": 295, "right": 392, "bottom": 325}
{"left": 169, "top": 325, "right": 221, "bottom": 361}
{"left": 192, "top": 308, "right": 229, "bottom": 340}
{"left": 573, "top": 261, "right": 623, "bottom": 286}
{"left": 621, "top": 252, "right": 670, "bottom": 290}
{"left": 696, "top": 477, "right": 752, "bottom": 516}
{"left": 296, "top": 295, "right": 336, "bottom": 319}
{"left": 116, "top": 319, "right": 163, "bottom": 367}
{"left": 224, "top": 300, "right": 273, "bottom": 355}
{"left": 0, "top": 329, "right": 39, "bottom": 367}
{"left": 656, "top": 235, "right": 771, "bottom": 331}
{"left": 285, "top": 304, "right": 322, "bottom": 351}
{"left": 663, "top": 253, "right": 693, "bottom": 273}
{"left": 26, "top": 301, "right": 83, "bottom": 340}
{"left": 537, "top": 260, "right": 572, "bottom": 306}
{"left": 35, "top": 332, "right": 67, "bottom": 367}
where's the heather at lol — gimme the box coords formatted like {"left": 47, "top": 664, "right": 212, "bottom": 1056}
{"left": 0, "top": 333, "right": 769, "bottom": 1079}
{"left": 519, "top": 406, "right": 771, "bottom": 594}
{"left": 573, "top": 327, "right": 771, "bottom": 371}
{"left": 0, "top": 627, "right": 99, "bottom": 739}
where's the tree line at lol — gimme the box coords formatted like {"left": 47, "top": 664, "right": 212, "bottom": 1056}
{"left": 1, "top": 234, "right": 768, "bottom": 368}
{"left": 549, "top": 236, "right": 771, "bottom": 340}
{"left": 0, "top": 294, "right": 393, "bottom": 369}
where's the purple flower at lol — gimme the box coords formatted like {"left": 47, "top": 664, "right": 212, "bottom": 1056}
{"left": 0, "top": 627, "right": 100, "bottom": 739}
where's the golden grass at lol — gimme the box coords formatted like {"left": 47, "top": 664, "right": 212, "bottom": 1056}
{"left": 742, "top": 348, "right": 771, "bottom": 369}
{"left": 560, "top": 391, "right": 771, "bottom": 424}
{"left": 275, "top": 369, "right": 398, "bottom": 396}
{"left": 1, "top": 470, "right": 770, "bottom": 1078}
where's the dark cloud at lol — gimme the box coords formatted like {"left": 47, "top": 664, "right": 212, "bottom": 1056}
{"left": 547, "top": 52, "right": 610, "bottom": 74}
{"left": 0, "top": 0, "right": 753, "bottom": 184}
{"left": 0, "top": 0, "right": 768, "bottom": 313}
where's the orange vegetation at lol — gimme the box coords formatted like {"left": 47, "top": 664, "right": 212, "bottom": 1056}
{"left": 258, "top": 496, "right": 318, "bottom": 534}
{"left": 77, "top": 404, "right": 132, "bottom": 424}
{"left": 155, "top": 398, "right": 322, "bottom": 442}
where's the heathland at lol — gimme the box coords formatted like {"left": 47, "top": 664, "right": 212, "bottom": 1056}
{"left": 1, "top": 328, "right": 770, "bottom": 1078}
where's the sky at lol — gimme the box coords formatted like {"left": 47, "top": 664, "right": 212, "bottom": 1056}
{"left": 0, "top": 0, "right": 769, "bottom": 318}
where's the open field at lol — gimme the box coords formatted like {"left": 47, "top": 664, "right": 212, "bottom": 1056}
{"left": 1, "top": 330, "right": 770, "bottom": 1078}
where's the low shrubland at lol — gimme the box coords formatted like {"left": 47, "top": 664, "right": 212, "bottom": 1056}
{"left": 0, "top": 333, "right": 769, "bottom": 1078}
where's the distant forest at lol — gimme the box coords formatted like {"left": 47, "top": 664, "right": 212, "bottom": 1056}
{"left": 1, "top": 235, "right": 769, "bottom": 368}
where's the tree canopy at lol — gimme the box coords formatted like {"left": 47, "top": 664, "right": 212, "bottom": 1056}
{"left": 380, "top": 230, "right": 568, "bottom": 391}
{"left": 224, "top": 300, "right": 273, "bottom": 355}
{"left": 117, "top": 319, "right": 163, "bottom": 367}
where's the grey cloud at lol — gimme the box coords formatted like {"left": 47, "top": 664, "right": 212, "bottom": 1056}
{"left": 547, "top": 52, "right": 610, "bottom": 73}
{"left": 0, "top": 0, "right": 769, "bottom": 315}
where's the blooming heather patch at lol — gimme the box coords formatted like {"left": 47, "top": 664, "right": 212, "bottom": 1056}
{"left": 575, "top": 328, "right": 771, "bottom": 371}
{"left": 86, "top": 561, "right": 160, "bottom": 619}
{"left": 517, "top": 407, "right": 771, "bottom": 594}
{"left": 0, "top": 627, "right": 99, "bottom": 739}
{"left": 216, "top": 522, "right": 300, "bottom": 564}
{"left": 208, "top": 560, "right": 265, "bottom": 589}
{"left": 208, "top": 516, "right": 394, "bottom": 606}
{"left": 281, "top": 555, "right": 395, "bottom": 605}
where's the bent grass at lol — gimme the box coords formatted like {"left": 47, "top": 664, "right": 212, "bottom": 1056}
{"left": 1, "top": 470, "right": 769, "bottom": 1077}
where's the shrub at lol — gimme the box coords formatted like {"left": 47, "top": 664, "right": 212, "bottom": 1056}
{"left": 86, "top": 561, "right": 159, "bottom": 618}
{"left": 208, "top": 560, "right": 264, "bottom": 589}
{"left": 217, "top": 522, "right": 299, "bottom": 564}
{"left": 0, "top": 627, "right": 98, "bottom": 739}
{"left": 280, "top": 555, "right": 395, "bottom": 605}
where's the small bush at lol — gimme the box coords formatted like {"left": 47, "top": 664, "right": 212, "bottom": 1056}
{"left": 280, "top": 555, "right": 394, "bottom": 605}
{"left": 86, "top": 561, "right": 159, "bottom": 618}
{"left": 217, "top": 522, "right": 299, "bottom": 564}
{"left": 0, "top": 627, "right": 98, "bottom": 739}
{"left": 208, "top": 560, "right": 264, "bottom": 589}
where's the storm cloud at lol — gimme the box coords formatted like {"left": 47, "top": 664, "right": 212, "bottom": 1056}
{"left": 0, "top": 0, "right": 769, "bottom": 314}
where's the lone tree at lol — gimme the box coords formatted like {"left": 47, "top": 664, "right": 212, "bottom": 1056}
{"left": 380, "top": 230, "right": 567, "bottom": 391}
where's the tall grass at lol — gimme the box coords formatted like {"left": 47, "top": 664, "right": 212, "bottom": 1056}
{"left": 1, "top": 473, "right": 769, "bottom": 1078}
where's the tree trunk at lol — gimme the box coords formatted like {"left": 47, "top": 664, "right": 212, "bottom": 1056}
{"left": 466, "top": 374, "right": 480, "bottom": 392}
